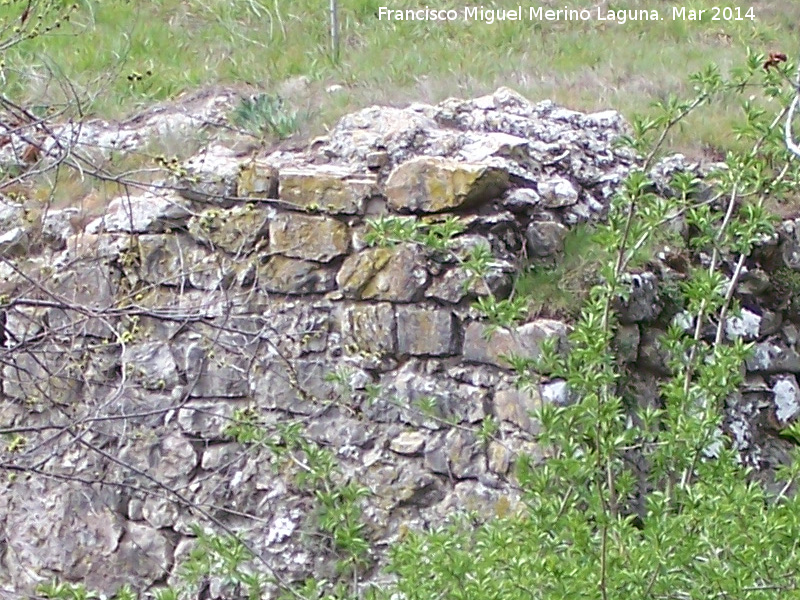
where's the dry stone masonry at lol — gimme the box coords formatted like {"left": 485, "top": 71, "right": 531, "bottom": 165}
{"left": 0, "top": 87, "right": 798, "bottom": 597}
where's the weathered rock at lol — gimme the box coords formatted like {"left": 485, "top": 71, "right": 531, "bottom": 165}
{"left": 396, "top": 305, "right": 458, "bottom": 356}
{"left": 188, "top": 204, "right": 272, "bottom": 254}
{"left": 526, "top": 221, "right": 567, "bottom": 258}
{"left": 0, "top": 226, "right": 29, "bottom": 256}
{"left": 502, "top": 187, "right": 541, "bottom": 211}
{"left": 537, "top": 175, "right": 579, "bottom": 208}
{"left": 424, "top": 429, "right": 482, "bottom": 479}
{"left": 385, "top": 156, "right": 509, "bottom": 213}
{"left": 279, "top": 165, "right": 376, "bottom": 214}
{"left": 487, "top": 441, "right": 511, "bottom": 475}
{"left": 463, "top": 319, "right": 567, "bottom": 368}
{"left": 41, "top": 207, "right": 79, "bottom": 249}
{"left": 255, "top": 255, "right": 337, "bottom": 294}
{"left": 340, "top": 302, "right": 397, "bottom": 355}
{"left": 638, "top": 328, "right": 672, "bottom": 375}
{"left": 174, "top": 336, "right": 251, "bottom": 397}
{"left": 177, "top": 144, "right": 243, "bottom": 203}
{"left": 269, "top": 212, "right": 349, "bottom": 262}
{"left": 237, "top": 159, "right": 279, "bottom": 198}
{"left": 390, "top": 431, "right": 427, "bottom": 455}
{"left": 746, "top": 339, "right": 800, "bottom": 374}
{"left": 494, "top": 385, "right": 541, "bottom": 432}
{"left": 614, "top": 325, "right": 640, "bottom": 363}
{"left": 350, "top": 243, "right": 429, "bottom": 302}
{"left": 616, "top": 272, "right": 661, "bottom": 324}
{"left": 539, "top": 379, "right": 577, "bottom": 406}
{"left": 122, "top": 341, "right": 179, "bottom": 390}
{"left": 86, "top": 191, "right": 191, "bottom": 234}
{"left": 135, "top": 235, "right": 211, "bottom": 287}
{"left": 725, "top": 308, "right": 762, "bottom": 341}
{"left": 772, "top": 375, "right": 800, "bottom": 424}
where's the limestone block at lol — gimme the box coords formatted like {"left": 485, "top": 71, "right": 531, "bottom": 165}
{"left": 122, "top": 341, "right": 179, "bottom": 390}
{"left": 174, "top": 338, "right": 251, "bottom": 398}
{"left": 494, "top": 385, "right": 541, "bottom": 432}
{"left": 269, "top": 212, "right": 349, "bottom": 262}
{"left": 237, "top": 159, "right": 279, "bottom": 198}
{"left": 336, "top": 246, "right": 394, "bottom": 297}
{"left": 361, "top": 244, "right": 428, "bottom": 302}
{"left": 537, "top": 175, "right": 579, "bottom": 208}
{"left": 389, "top": 431, "right": 427, "bottom": 455}
{"left": 463, "top": 319, "right": 567, "bottom": 368}
{"left": 279, "top": 165, "right": 376, "bottom": 214}
{"left": 256, "top": 255, "right": 337, "bottom": 295}
{"left": 340, "top": 302, "right": 397, "bottom": 355}
{"left": 177, "top": 144, "right": 242, "bottom": 203}
{"left": 188, "top": 204, "right": 273, "bottom": 254}
{"left": 772, "top": 375, "right": 800, "bottom": 424}
{"left": 424, "top": 429, "right": 482, "bottom": 479}
{"left": 385, "top": 156, "right": 509, "bottom": 213}
{"left": 86, "top": 191, "right": 191, "bottom": 234}
{"left": 396, "top": 305, "right": 458, "bottom": 356}
{"left": 135, "top": 235, "right": 212, "bottom": 287}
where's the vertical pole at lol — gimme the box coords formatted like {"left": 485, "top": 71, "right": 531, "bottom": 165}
{"left": 330, "top": 0, "right": 340, "bottom": 63}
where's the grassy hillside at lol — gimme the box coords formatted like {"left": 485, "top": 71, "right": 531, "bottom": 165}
{"left": 0, "top": 0, "right": 796, "bottom": 153}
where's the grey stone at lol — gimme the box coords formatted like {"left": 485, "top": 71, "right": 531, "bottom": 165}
{"left": 278, "top": 165, "right": 376, "bottom": 214}
{"left": 269, "top": 212, "right": 350, "bottom": 262}
{"left": 0, "top": 226, "right": 29, "bottom": 256}
{"left": 773, "top": 375, "right": 800, "bottom": 424}
{"left": 537, "top": 175, "right": 579, "bottom": 208}
{"left": 340, "top": 302, "right": 397, "bottom": 355}
{"left": 725, "top": 308, "right": 762, "bottom": 340}
{"left": 86, "top": 191, "right": 190, "bottom": 234}
{"left": 142, "top": 497, "right": 179, "bottom": 529}
{"left": 385, "top": 156, "right": 509, "bottom": 213}
{"left": 615, "top": 325, "right": 640, "bottom": 363}
{"left": 503, "top": 187, "right": 541, "bottom": 210}
{"left": 526, "top": 221, "right": 567, "bottom": 258}
{"left": 122, "top": 341, "right": 179, "bottom": 390}
{"left": 360, "top": 244, "right": 429, "bottom": 302}
{"left": 202, "top": 443, "right": 242, "bottom": 470}
{"left": 177, "top": 144, "right": 242, "bottom": 203}
{"left": 389, "top": 431, "right": 427, "bottom": 455}
{"left": 746, "top": 340, "right": 800, "bottom": 374}
{"left": 616, "top": 272, "right": 661, "bottom": 324}
{"left": 638, "top": 328, "right": 672, "bottom": 375}
{"left": 188, "top": 204, "right": 273, "bottom": 255}
{"left": 463, "top": 319, "right": 567, "bottom": 368}
{"left": 396, "top": 305, "right": 457, "bottom": 356}
{"left": 255, "top": 255, "right": 337, "bottom": 295}
{"left": 494, "top": 386, "right": 541, "bottom": 432}
{"left": 424, "top": 429, "right": 482, "bottom": 479}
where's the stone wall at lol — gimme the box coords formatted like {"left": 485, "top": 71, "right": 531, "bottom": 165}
{"left": 0, "top": 88, "right": 797, "bottom": 598}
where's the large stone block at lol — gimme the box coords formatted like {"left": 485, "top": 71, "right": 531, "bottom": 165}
{"left": 279, "top": 165, "right": 376, "bottom": 214}
{"left": 86, "top": 191, "right": 191, "bottom": 234}
{"left": 340, "top": 302, "right": 396, "bottom": 355}
{"left": 396, "top": 305, "right": 458, "bottom": 356}
{"left": 359, "top": 244, "right": 428, "bottom": 302}
{"left": 269, "top": 212, "right": 349, "bottom": 262}
{"left": 188, "top": 204, "right": 273, "bottom": 255}
{"left": 255, "top": 256, "right": 337, "bottom": 294}
{"left": 463, "top": 319, "right": 567, "bottom": 368}
{"left": 385, "top": 156, "right": 509, "bottom": 213}
{"left": 237, "top": 159, "right": 279, "bottom": 198}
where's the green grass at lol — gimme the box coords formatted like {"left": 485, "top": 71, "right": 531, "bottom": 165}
{"left": 515, "top": 224, "right": 607, "bottom": 319}
{"left": 0, "top": 0, "right": 797, "bottom": 154}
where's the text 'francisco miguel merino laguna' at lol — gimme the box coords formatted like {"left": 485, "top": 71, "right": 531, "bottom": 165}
{"left": 377, "top": 6, "right": 756, "bottom": 24}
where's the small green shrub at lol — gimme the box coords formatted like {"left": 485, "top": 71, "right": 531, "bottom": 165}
{"left": 230, "top": 93, "right": 299, "bottom": 140}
